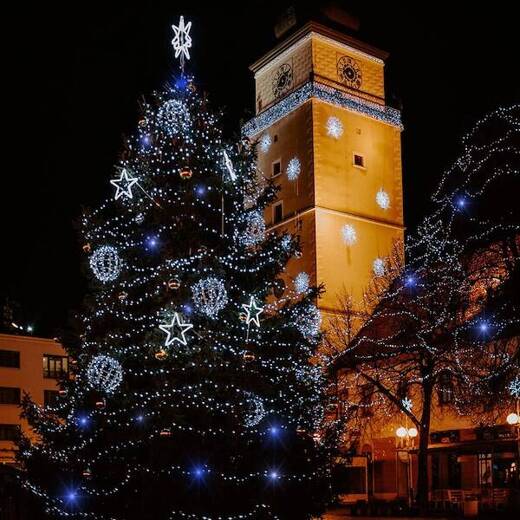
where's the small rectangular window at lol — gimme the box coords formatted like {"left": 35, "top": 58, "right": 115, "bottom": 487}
{"left": 272, "top": 159, "right": 282, "bottom": 178}
{"left": 273, "top": 201, "right": 283, "bottom": 224}
{"left": 0, "top": 424, "right": 20, "bottom": 441}
{"left": 438, "top": 372, "right": 454, "bottom": 405}
{"left": 273, "top": 134, "right": 278, "bottom": 143}
{"left": 0, "top": 349, "right": 20, "bottom": 368}
{"left": 44, "top": 390, "right": 59, "bottom": 407}
{"left": 0, "top": 387, "right": 21, "bottom": 405}
{"left": 353, "top": 153, "right": 365, "bottom": 169}
{"left": 43, "top": 355, "right": 68, "bottom": 379}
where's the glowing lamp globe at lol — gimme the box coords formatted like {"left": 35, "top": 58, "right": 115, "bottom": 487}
{"left": 408, "top": 427, "right": 418, "bottom": 438}
{"left": 506, "top": 412, "right": 519, "bottom": 425}
{"left": 396, "top": 426, "right": 407, "bottom": 438}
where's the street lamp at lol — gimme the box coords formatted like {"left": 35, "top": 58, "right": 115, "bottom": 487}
{"left": 507, "top": 412, "right": 519, "bottom": 425}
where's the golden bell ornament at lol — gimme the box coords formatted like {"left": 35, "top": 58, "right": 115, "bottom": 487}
{"left": 82, "top": 243, "right": 91, "bottom": 253}
{"left": 155, "top": 349, "right": 169, "bottom": 361}
{"left": 167, "top": 278, "right": 181, "bottom": 290}
{"left": 243, "top": 350, "right": 256, "bottom": 363}
{"left": 180, "top": 166, "right": 193, "bottom": 179}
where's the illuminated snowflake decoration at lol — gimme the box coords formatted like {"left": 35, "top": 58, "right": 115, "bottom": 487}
{"left": 326, "top": 116, "right": 343, "bottom": 139}
{"left": 401, "top": 397, "right": 413, "bottom": 412}
{"left": 89, "top": 246, "right": 122, "bottom": 283}
{"left": 157, "top": 99, "right": 190, "bottom": 137}
{"left": 286, "top": 157, "right": 301, "bottom": 181}
{"left": 87, "top": 355, "right": 123, "bottom": 394}
{"left": 192, "top": 277, "right": 228, "bottom": 318}
{"left": 294, "top": 303, "right": 321, "bottom": 340}
{"left": 243, "top": 392, "right": 266, "bottom": 428}
{"left": 294, "top": 272, "right": 310, "bottom": 294}
{"left": 259, "top": 133, "right": 272, "bottom": 153}
{"left": 373, "top": 258, "right": 386, "bottom": 277}
{"left": 280, "top": 234, "right": 292, "bottom": 252}
{"left": 376, "top": 188, "right": 390, "bottom": 210}
{"left": 341, "top": 224, "right": 357, "bottom": 246}
{"left": 235, "top": 210, "right": 266, "bottom": 248}
{"left": 171, "top": 15, "right": 192, "bottom": 65}
{"left": 508, "top": 376, "right": 520, "bottom": 399}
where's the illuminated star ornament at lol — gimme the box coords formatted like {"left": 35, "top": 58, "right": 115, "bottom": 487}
{"left": 159, "top": 312, "right": 194, "bottom": 347}
{"left": 242, "top": 297, "right": 263, "bottom": 327}
{"left": 171, "top": 15, "right": 192, "bottom": 71}
{"left": 110, "top": 169, "right": 138, "bottom": 200}
{"left": 223, "top": 150, "right": 237, "bottom": 181}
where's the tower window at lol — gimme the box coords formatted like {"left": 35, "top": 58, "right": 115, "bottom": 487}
{"left": 273, "top": 201, "right": 283, "bottom": 224}
{"left": 353, "top": 153, "right": 365, "bottom": 169}
{"left": 273, "top": 134, "right": 278, "bottom": 143}
{"left": 272, "top": 159, "right": 282, "bottom": 178}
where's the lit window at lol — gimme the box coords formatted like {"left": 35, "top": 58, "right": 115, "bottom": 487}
{"left": 43, "top": 355, "right": 69, "bottom": 379}
{"left": 353, "top": 153, "right": 365, "bottom": 169}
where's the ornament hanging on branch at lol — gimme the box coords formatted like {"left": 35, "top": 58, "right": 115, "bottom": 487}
{"left": 157, "top": 100, "right": 190, "bottom": 137}
{"left": 110, "top": 168, "right": 138, "bottom": 200}
{"left": 159, "top": 312, "right": 194, "bottom": 347}
{"left": 242, "top": 296, "right": 263, "bottom": 328}
{"left": 293, "top": 272, "right": 310, "bottom": 294}
{"left": 180, "top": 166, "right": 193, "bottom": 179}
{"left": 192, "top": 277, "right": 228, "bottom": 318}
{"left": 86, "top": 355, "right": 123, "bottom": 394}
{"left": 243, "top": 392, "right": 266, "bottom": 428}
{"left": 235, "top": 210, "right": 266, "bottom": 248}
{"left": 89, "top": 246, "right": 122, "bottom": 283}
{"left": 294, "top": 303, "right": 321, "bottom": 340}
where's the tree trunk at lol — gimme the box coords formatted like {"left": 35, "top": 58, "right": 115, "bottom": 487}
{"left": 416, "top": 381, "right": 433, "bottom": 515}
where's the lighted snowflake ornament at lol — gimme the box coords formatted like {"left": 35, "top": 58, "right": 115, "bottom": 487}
{"left": 159, "top": 312, "right": 193, "bottom": 347}
{"left": 110, "top": 168, "right": 138, "bottom": 200}
{"left": 401, "top": 397, "right": 413, "bottom": 412}
{"left": 171, "top": 15, "right": 192, "bottom": 69}
{"left": 376, "top": 188, "right": 390, "bottom": 210}
{"left": 89, "top": 246, "right": 122, "bottom": 283}
{"left": 87, "top": 355, "right": 123, "bottom": 394}
{"left": 259, "top": 133, "right": 272, "bottom": 153}
{"left": 508, "top": 376, "right": 520, "bottom": 399}
{"left": 294, "top": 272, "right": 310, "bottom": 294}
{"left": 286, "top": 157, "right": 301, "bottom": 181}
{"left": 326, "top": 116, "right": 343, "bottom": 139}
{"left": 192, "top": 277, "right": 228, "bottom": 318}
{"left": 342, "top": 224, "right": 357, "bottom": 246}
{"left": 373, "top": 258, "right": 386, "bottom": 277}
{"left": 157, "top": 99, "right": 190, "bottom": 137}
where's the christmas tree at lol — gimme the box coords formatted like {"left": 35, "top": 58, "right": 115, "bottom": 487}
{"left": 18, "top": 17, "right": 332, "bottom": 520}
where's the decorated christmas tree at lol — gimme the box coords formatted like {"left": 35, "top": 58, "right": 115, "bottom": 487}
{"left": 18, "top": 17, "right": 332, "bottom": 520}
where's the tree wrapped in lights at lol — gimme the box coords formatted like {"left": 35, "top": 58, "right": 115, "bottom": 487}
{"left": 328, "top": 105, "right": 520, "bottom": 511}
{"left": 18, "top": 39, "right": 332, "bottom": 520}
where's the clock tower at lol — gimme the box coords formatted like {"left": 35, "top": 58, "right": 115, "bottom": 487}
{"left": 243, "top": 19, "right": 404, "bottom": 320}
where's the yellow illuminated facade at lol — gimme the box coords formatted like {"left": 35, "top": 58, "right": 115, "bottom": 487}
{"left": 244, "top": 21, "right": 404, "bottom": 317}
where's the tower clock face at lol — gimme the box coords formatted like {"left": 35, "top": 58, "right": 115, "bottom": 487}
{"left": 337, "top": 56, "right": 362, "bottom": 89}
{"left": 272, "top": 63, "right": 293, "bottom": 98}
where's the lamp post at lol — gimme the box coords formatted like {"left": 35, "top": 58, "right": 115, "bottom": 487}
{"left": 396, "top": 425, "right": 418, "bottom": 508}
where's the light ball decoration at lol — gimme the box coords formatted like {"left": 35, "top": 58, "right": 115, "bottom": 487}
{"left": 286, "top": 157, "right": 301, "bottom": 181}
{"left": 506, "top": 413, "right": 519, "bottom": 425}
{"left": 341, "top": 224, "right": 357, "bottom": 246}
{"left": 259, "top": 133, "right": 272, "bottom": 153}
{"left": 86, "top": 355, "right": 123, "bottom": 394}
{"left": 192, "top": 276, "right": 228, "bottom": 318}
{"left": 373, "top": 258, "right": 386, "bottom": 277}
{"left": 236, "top": 210, "right": 266, "bottom": 248}
{"left": 243, "top": 393, "right": 266, "bottom": 428}
{"left": 293, "top": 272, "right": 310, "bottom": 294}
{"left": 89, "top": 246, "right": 122, "bottom": 283}
{"left": 156, "top": 99, "right": 190, "bottom": 137}
{"left": 376, "top": 188, "right": 391, "bottom": 210}
{"left": 294, "top": 303, "right": 322, "bottom": 340}
{"left": 326, "top": 116, "right": 343, "bottom": 139}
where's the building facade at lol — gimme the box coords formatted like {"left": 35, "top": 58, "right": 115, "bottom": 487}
{"left": 0, "top": 333, "right": 67, "bottom": 465}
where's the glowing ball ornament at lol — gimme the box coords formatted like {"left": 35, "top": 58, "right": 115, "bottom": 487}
{"left": 506, "top": 412, "right": 519, "bottom": 425}
{"left": 286, "top": 157, "right": 301, "bottom": 181}
{"left": 373, "top": 258, "right": 386, "bottom": 277}
{"left": 86, "top": 355, "right": 123, "bottom": 394}
{"left": 157, "top": 99, "right": 190, "bottom": 137}
{"left": 326, "top": 116, "right": 343, "bottom": 139}
{"left": 89, "top": 246, "right": 122, "bottom": 283}
{"left": 236, "top": 210, "right": 266, "bottom": 248}
{"left": 192, "top": 276, "right": 228, "bottom": 318}
{"left": 342, "top": 224, "right": 357, "bottom": 246}
{"left": 243, "top": 393, "right": 266, "bottom": 427}
{"left": 376, "top": 188, "right": 390, "bottom": 210}
{"left": 294, "top": 303, "right": 321, "bottom": 340}
{"left": 294, "top": 272, "right": 310, "bottom": 294}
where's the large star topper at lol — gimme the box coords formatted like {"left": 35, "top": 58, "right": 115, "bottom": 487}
{"left": 171, "top": 16, "right": 192, "bottom": 70}
{"left": 159, "top": 312, "right": 194, "bottom": 347}
{"left": 242, "top": 297, "right": 264, "bottom": 328}
{"left": 110, "top": 169, "right": 138, "bottom": 200}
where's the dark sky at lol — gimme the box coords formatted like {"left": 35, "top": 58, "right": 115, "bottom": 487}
{"left": 3, "top": 1, "right": 518, "bottom": 337}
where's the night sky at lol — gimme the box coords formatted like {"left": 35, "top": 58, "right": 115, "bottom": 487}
{"left": 3, "top": 1, "right": 518, "bottom": 336}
